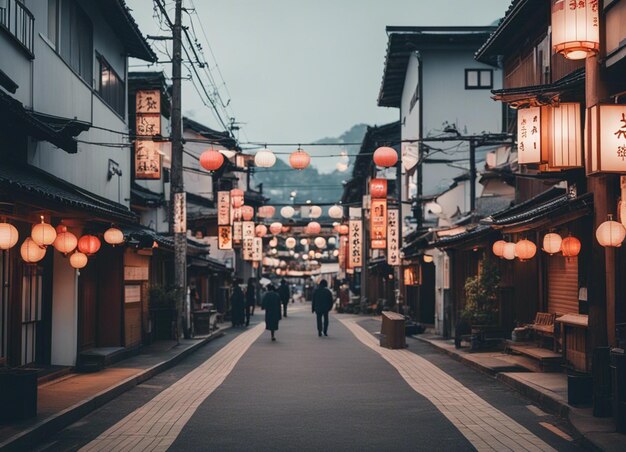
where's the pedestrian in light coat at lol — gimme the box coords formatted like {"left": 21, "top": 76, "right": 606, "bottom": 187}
{"left": 230, "top": 283, "right": 245, "bottom": 327}
{"left": 262, "top": 284, "right": 282, "bottom": 341}
{"left": 312, "top": 279, "right": 334, "bottom": 337}
{"left": 278, "top": 279, "right": 290, "bottom": 317}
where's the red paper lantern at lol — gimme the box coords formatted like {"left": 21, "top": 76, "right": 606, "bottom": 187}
{"left": 78, "top": 235, "right": 101, "bottom": 256}
{"left": 373, "top": 146, "right": 398, "bottom": 168}
{"left": 561, "top": 236, "right": 582, "bottom": 257}
{"left": 289, "top": 149, "right": 311, "bottom": 170}
{"left": 370, "top": 178, "right": 388, "bottom": 198}
{"left": 230, "top": 189, "right": 244, "bottom": 208}
{"left": 269, "top": 222, "right": 283, "bottom": 235}
{"left": 241, "top": 206, "right": 254, "bottom": 221}
{"left": 337, "top": 224, "right": 349, "bottom": 235}
{"left": 199, "top": 149, "right": 224, "bottom": 172}
{"left": 255, "top": 224, "right": 268, "bottom": 237}
{"left": 306, "top": 221, "right": 321, "bottom": 235}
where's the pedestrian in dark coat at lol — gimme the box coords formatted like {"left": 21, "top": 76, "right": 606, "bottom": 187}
{"left": 230, "top": 284, "right": 245, "bottom": 327}
{"left": 312, "top": 279, "right": 334, "bottom": 337}
{"left": 245, "top": 278, "right": 257, "bottom": 326}
{"left": 278, "top": 279, "right": 290, "bottom": 317}
{"left": 262, "top": 284, "right": 282, "bottom": 341}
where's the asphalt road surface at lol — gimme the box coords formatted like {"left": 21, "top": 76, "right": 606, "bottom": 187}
{"left": 34, "top": 306, "right": 583, "bottom": 451}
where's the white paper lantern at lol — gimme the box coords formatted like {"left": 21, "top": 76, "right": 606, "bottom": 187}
{"left": 269, "top": 237, "right": 278, "bottom": 247}
{"left": 53, "top": 225, "right": 78, "bottom": 255}
{"left": 21, "top": 237, "right": 47, "bottom": 263}
{"left": 280, "top": 206, "right": 295, "bottom": 218}
{"left": 285, "top": 237, "right": 296, "bottom": 248}
{"left": 551, "top": 0, "right": 599, "bottom": 60}
{"left": 254, "top": 149, "right": 276, "bottom": 168}
{"left": 542, "top": 233, "right": 562, "bottom": 255}
{"left": 0, "top": 223, "right": 19, "bottom": 250}
{"left": 309, "top": 206, "right": 322, "bottom": 219}
{"left": 502, "top": 242, "right": 517, "bottom": 260}
{"left": 596, "top": 215, "right": 626, "bottom": 247}
{"left": 314, "top": 237, "right": 326, "bottom": 248}
{"left": 31, "top": 217, "right": 56, "bottom": 247}
{"left": 70, "top": 252, "right": 88, "bottom": 269}
{"left": 104, "top": 227, "right": 124, "bottom": 246}
{"left": 300, "top": 238, "right": 309, "bottom": 246}
{"left": 328, "top": 237, "right": 336, "bottom": 245}
{"left": 328, "top": 205, "right": 343, "bottom": 219}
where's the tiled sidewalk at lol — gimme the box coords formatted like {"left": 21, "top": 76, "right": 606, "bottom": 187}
{"left": 414, "top": 333, "right": 626, "bottom": 452}
{"left": 0, "top": 329, "right": 227, "bottom": 451}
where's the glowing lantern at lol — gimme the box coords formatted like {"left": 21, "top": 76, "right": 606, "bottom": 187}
{"left": 199, "top": 149, "right": 224, "bottom": 172}
{"left": 78, "top": 235, "right": 101, "bottom": 256}
{"left": 255, "top": 224, "right": 268, "bottom": 237}
{"left": 258, "top": 206, "right": 275, "bottom": 218}
{"left": 596, "top": 215, "right": 626, "bottom": 247}
{"left": 281, "top": 225, "right": 290, "bottom": 233}
{"left": 309, "top": 206, "right": 322, "bottom": 219}
{"left": 285, "top": 237, "right": 296, "bottom": 249}
{"left": 269, "top": 222, "right": 283, "bottom": 235}
{"left": 241, "top": 206, "right": 254, "bottom": 221}
{"left": 551, "top": 0, "right": 599, "bottom": 60}
{"left": 561, "top": 235, "right": 582, "bottom": 257}
{"left": 254, "top": 149, "right": 276, "bottom": 168}
{"left": 542, "top": 233, "right": 562, "bottom": 255}
{"left": 328, "top": 237, "right": 336, "bottom": 245}
{"left": 300, "top": 238, "right": 309, "bottom": 246}
{"left": 21, "top": 237, "right": 47, "bottom": 263}
{"left": 492, "top": 240, "right": 506, "bottom": 258}
{"left": 314, "top": 237, "right": 326, "bottom": 248}
{"left": 423, "top": 255, "right": 434, "bottom": 263}
{"left": 53, "top": 225, "right": 78, "bottom": 255}
{"left": 69, "top": 252, "right": 88, "bottom": 269}
{"left": 373, "top": 146, "right": 398, "bottom": 168}
{"left": 230, "top": 189, "right": 244, "bottom": 208}
{"left": 587, "top": 105, "right": 626, "bottom": 174}
{"left": 502, "top": 242, "right": 517, "bottom": 260}
{"left": 0, "top": 223, "right": 19, "bottom": 250}
{"left": 31, "top": 216, "right": 57, "bottom": 247}
{"left": 328, "top": 205, "right": 343, "bottom": 219}
{"left": 280, "top": 206, "right": 295, "bottom": 218}
{"left": 269, "top": 237, "right": 278, "bottom": 247}
{"left": 515, "top": 239, "right": 537, "bottom": 261}
{"left": 289, "top": 149, "right": 311, "bottom": 170}
{"left": 370, "top": 179, "right": 388, "bottom": 198}
{"left": 332, "top": 249, "right": 339, "bottom": 257}
{"left": 337, "top": 224, "right": 349, "bottom": 235}
{"left": 104, "top": 227, "right": 124, "bottom": 246}
{"left": 306, "top": 221, "right": 321, "bottom": 235}
{"left": 302, "top": 254, "right": 309, "bottom": 261}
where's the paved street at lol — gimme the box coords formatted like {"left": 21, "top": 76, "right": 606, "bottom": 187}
{"left": 34, "top": 307, "right": 582, "bottom": 451}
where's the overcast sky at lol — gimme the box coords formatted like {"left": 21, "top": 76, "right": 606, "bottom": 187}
{"left": 127, "top": 0, "right": 508, "bottom": 147}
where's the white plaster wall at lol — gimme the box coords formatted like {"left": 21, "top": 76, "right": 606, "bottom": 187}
{"left": 51, "top": 250, "right": 78, "bottom": 366}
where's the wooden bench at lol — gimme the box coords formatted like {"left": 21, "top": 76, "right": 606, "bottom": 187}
{"left": 528, "top": 312, "right": 557, "bottom": 350}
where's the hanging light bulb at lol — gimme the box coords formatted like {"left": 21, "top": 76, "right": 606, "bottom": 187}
{"left": 31, "top": 216, "right": 56, "bottom": 247}
{"left": 254, "top": 148, "right": 276, "bottom": 168}
{"left": 0, "top": 222, "right": 19, "bottom": 250}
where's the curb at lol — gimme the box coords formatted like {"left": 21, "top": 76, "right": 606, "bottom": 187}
{"left": 0, "top": 330, "right": 226, "bottom": 451}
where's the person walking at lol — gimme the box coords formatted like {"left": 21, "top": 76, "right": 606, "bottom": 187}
{"left": 230, "top": 282, "right": 245, "bottom": 327}
{"left": 312, "top": 279, "right": 334, "bottom": 337}
{"left": 278, "top": 279, "right": 290, "bottom": 317}
{"left": 262, "top": 284, "right": 282, "bottom": 341}
{"left": 245, "top": 278, "right": 256, "bottom": 327}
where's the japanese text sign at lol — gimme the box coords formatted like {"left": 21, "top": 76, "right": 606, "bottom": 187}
{"left": 217, "top": 192, "right": 231, "bottom": 225}
{"left": 370, "top": 199, "right": 387, "bottom": 249}
{"left": 348, "top": 220, "right": 362, "bottom": 268}
{"left": 218, "top": 226, "right": 232, "bottom": 250}
{"left": 387, "top": 209, "right": 400, "bottom": 266}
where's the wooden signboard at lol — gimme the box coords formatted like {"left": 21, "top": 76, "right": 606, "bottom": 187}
{"left": 370, "top": 199, "right": 387, "bottom": 249}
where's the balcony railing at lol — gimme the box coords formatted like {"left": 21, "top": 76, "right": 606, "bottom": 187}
{"left": 0, "top": 0, "right": 34, "bottom": 57}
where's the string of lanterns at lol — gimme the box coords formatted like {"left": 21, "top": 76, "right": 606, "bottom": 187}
{"left": 493, "top": 232, "right": 582, "bottom": 261}
{"left": 0, "top": 216, "right": 125, "bottom": 269}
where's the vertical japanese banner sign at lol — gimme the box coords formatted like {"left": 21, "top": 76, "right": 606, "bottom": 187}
{"left": 135, "top": 90, "right": 161, "bottom": 179}
{"left": 349, "top": 220, "right": 362, "bottom": 268}
{"left": 242, "top": 221, "right": 255, "bottom": 240}
{"left": 173, "top": 192, "right": 186, "bottom": 233}
{"left": 233, "top": 221, "right": 243, "bottom": 242}
{"left": 243, "top": 239, "right": 254, "bottom": 261}
{"left": 370, "top": 199, "right": 387, "bottom": 249}
{"left": 218, "top": 226, "right": 232, "bottom": 250}
{"left": 387, "top": 209, "right": 400, "bottom": 266}
{"left": 252, "top": 237, "right": 262, "bottom": 261}
{"left": 217, "top": 191, "right": 230, "bottom": 226}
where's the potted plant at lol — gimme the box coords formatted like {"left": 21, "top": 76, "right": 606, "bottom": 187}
{"left": 149, "top": 285, "right": 181, "bottom": 341}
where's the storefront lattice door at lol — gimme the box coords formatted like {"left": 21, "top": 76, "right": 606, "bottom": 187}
{"left": 21, "top": 265, "right": 42, "bottom": 365}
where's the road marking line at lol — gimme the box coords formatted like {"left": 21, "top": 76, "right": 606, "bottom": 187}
{"left": 79, "top": 323, "right": 265, "bottom": 452}
{"left": 339, "top": 318, "right": 555, "bottom": 452}
{"left": 526, "top": 405, "right": 548, "bottom": 417}
{"left": 539, "top": 422, "right": 573, "bottom": 441}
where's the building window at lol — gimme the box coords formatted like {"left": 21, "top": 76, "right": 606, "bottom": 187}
{"left": 98, "top": 56, "right": 125, "bottom": 117}
{"left": 0, "top": 0, "right": 35, "bottom": 55}
{"left": 465, "top": 69, "right": 493, "bottom": 90}
{"left": 48, "top": 0, "right": 93, "bottom": 83}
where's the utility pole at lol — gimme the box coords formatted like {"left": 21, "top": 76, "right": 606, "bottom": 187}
{"left": 469, "top": 139, "right": 476, "bottom": 214}
{"left": 170, "top": 0, "right": 187, "bottom": 341}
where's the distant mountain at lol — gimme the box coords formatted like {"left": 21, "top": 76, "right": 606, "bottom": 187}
{"left": 251, "top": 124, "right": 368, "bottom": 206}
